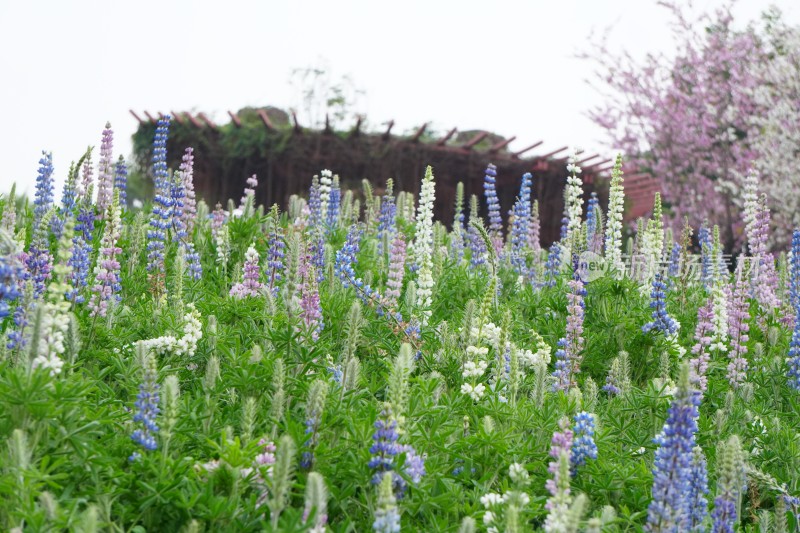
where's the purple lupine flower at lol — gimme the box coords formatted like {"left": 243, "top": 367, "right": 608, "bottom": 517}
{"left": 267, "top": 222, "right": 285, "bottom": 295}
{"left": 642, "top": 273, "right": 679, "bottom": 336}
{"left": 130, "top": 356, "right": 160, "bottom": 460}
{"left": 146, "top": 116, "right": 172, "bottom": 292}
{"left": 326, "top": 175, "right": 341, "bottom": 232}
{"left": 483, "top": 164, "right": 503, "bottom": 254}
{"left": 88, "top": 195, "right": 122, "bottom": 317}
{"left": 698, "top": 223, "right": 713, "bottom": 290}
{"left": 229, "top": 244, "right": 265, "bottom": 298}
{"left": 299, "top": 258, "right": 323, "bottom": 342}
{"left": 553, "top": 269, "right": 586, "bottom": 391}
{"left": 66, "top": 192, "right": 95, "bottom": 303}
{"left": 33, "top": 151, "right": 55, "bottom": 227}
{"left": 787, "top": 229, "right": 800, "bottom": 390}
{"left": 210, "top": 203, "right": 226, "bottom": 240}
{"left": 368, "top": 405, "right": 405, "bottom": 494}
{"left": 689, "top": 296, "right": 714, "bottom": 392}
{"left": 27, "top": 152, "right": 56, "bottom": 298}
{"left": 335, "top": 225, "right": 361, "bottom": 290}
{"left": 96, "top": 122, "right": 114, "bottom": 215}
{"left": 667, "top": 242, "right": 682, "bottom": 280}
{"left": 166, "top": 162, "right": 202, "bottom": 280}
{"left": 179, "top": 148, "right": 197, "bottom": 234}
{"left": 0, "top": 255, "right": 23, "bottom": 319}
{"left": 726, "top": 267, "right": 750, "bottom": 388}
{"left": 646, "top": 367, "right": 701, "bottom": 532}
{"left": 686, "top": 446, "right": 709, "bottom": 531}
{"left": 510, "top": 173, "right": 532, "bottom": 277}
{"left": 114, "top": 156, "right": 128, "bottom": 209}
{"left": 399, "top": 444, "right": 425, "bottom": 483}
{"left": 545, "top": 418, "right": 573, "bottom": 508}
{"left": 603, "top": 376, "right": 620, "bottom": 396}
{"left": 466, "top": 221, "right": 487, "bottom": 269}
{"left": 571, "top": 411, "right": 597, "bottom": 472}
{"left": 377, "top": 180, "right": 396, "bottom": 256}
{"left": 385, "top": 234, "right": 406, "bottom": 309}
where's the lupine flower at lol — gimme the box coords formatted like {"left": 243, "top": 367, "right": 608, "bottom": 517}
{"left": 604, "top": 351, "right": 631, "bottom": 396}
{"left": 510, "top": 173, "right": 532, "bottom": 277}
{"left": 27, "top": 152, "right": 56, "bottom": 297}
{"left": 699, "top": 223, "right": 713, "bottom": 290}
{"left": 53, "top": 162, "right": 78, "bottom": 239}
{"left": 7, "top": 281, "right": 33, "bottom": 350}
{"left": 544, "top": 418, "right": 574, "bottom": 532}
{"left": 710, "top": 436, "right": 746, "bottom": 533}
{"left": 373, "top": 472, "right": 401, "bottom": 533}
{"left": 787, "top": 229, "right": 800, "bottom": 390}
{"left": 385, "top": 233, "right": 406, "bottom": 309}
{"left": 667, "top": 242, "right": 682, "bottom": 280}
{"left": 368, "top": 404, "right": 404, "bottom": 489}
{"left": 726, "top": 264, "right": 750, "bottom": 387}
{"left": 377, "top": 179, "right": 397, "bottom": 256}
{"left": 230, "top": 244, "right": 265, "bottom": 298}
{"left": 400, "top": 444, "right": 425, "bottom": 483}
{"left": 114, "top": 156, "right": 128, "bottom": 209}
{"left": 467, "top": 194, "right": 488, "bottom": 269}
{"left": 326, "top": 174, "right": 341, "bottom": 232}
{"left": 571, "top": 411, "right": 597, "bottom": 471}
{"left": 450, "top": 181, "right": 465, "bottom": 262}
{"left": 414, "top": 166, "right": 435, "bottom": 324}
{"left": 318, "top": 169, "right": 332, "bottom": 222}
{"left": 709, "top": 282, "right": 729, "bottom": 353}
{"left": 179, "top": 148, "right": 197, "bottom": 233}
{"left": 642, "top": 273, "right": 679, "bottom": 336}
{"left": 529, "top": 199, "right": 542, "bottom": 260}
{"left": 299, "top": 259, "right": 323, "bottom": 342}
{"left": 483, "top": 164, "right": 503, "bottom": 254}
{"left": 96, "top": 122, "right": 114, "bottom": 215}
{"left": 66, "top": 191, "right": 95, "bottom": 303}
{"left": 1, "top": 183, "right": 18, "bottom": 234}
{"left": 308, "top": 176, "right": 322, "bottom": 228}
{"left": 146, "top": 116, "right": 172, "bottom": 292}
{"left": 130, "top": 353, "right": 160, "bottom": 460}
{"left": 88, "top": 193, "right": 123, "bottom": 317}
{"left": 553, "top": 269, "right": 586, "bottom": 391}
{"left": 646, "top": 364, "right": 701, "bottom": 532}
{"left": 33, "top": 151, "right": 55, "bottom": 227}
{"left": 544, "top": 244, "right": 563, "bottom": 287}
{"left": 604, "top": 154, "right": 625, "bottom": 274}
{"left": 301, "top": 379, "right": 328, "bottom": 469}
{"left": 266, "top": 209, "right": 286, "bottom": 294}
{"left": 0, "top": 252, "right": 23, "bottom": 319}
{"left": 689, "top": 296, "right": 715, "bottom": 392}
{"left": 686, "top": 446, "right": 709, "bottom": 531}
{"left": 210, "top": 203, "right": 227, "bottom": 240}
{"left": 564, "top": 149, "right": 584, "bottom": 249}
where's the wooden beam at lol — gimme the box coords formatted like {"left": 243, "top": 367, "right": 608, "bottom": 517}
{"left": 171, "top": 111, "right": 185, "bottom": 125}
{"left": 228, "top": 110, "right": 242, "bottom": 127}
{"left": 489, "top": 135, "right": 516, "bottom": 152}
{"left": 257, "top": 109, "right": 276, "bottom": 130}
{"left": 129, "top": 110, "right": 144, "bottom": 124}
{"left": 143, "top": 110, "right": 157, "bottom": 123}
{"left": 512, "top": 140, "right": 543, "bottom": 158}
{"left": 292, "top": 110, "right": 301, "bottom": 133}
{"left": 198, "top": 112, "right": 216, "bottom": 129}
{"left": 382, "top": 120, "right": 395, "bottom": 140}
{"left": 462, "top": 131, "right": 488, "bottom": 150}
{"left": 436, "top": 127, "right": 457, "bottom": 146}
{"left": 409, "top": 123, "right": 428, "bottom": 142}
{"left": 350, "top": 115, "right": 363, "bottom": 137}
{"left": 536, "top": 146, "right": 569, "bottom": 160}
{"left": 584, "top": 158, "right": 612, "bottom": 170}
{"left": 576, "top": 153, "right": 600, "bottom": 165}
{"left": 186, "top": 113, "right": 203, "bottom": 129}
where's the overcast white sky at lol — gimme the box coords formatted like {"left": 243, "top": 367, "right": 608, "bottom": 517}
{"left": 1, "top": 0, "right": 797, "bottom": 198}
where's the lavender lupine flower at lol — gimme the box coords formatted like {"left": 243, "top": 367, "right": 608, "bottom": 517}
{"left": 642, "top": 274, "right": 679, "bottom": 336}
{"left": 179, "top": 148, "right": 197, "bottom": 234}
{"left": 699, "top": 224, "right": 713, "bottom": 290}
{"left": 299, "top": 260, "right": 323, "bottom": 342}
{"left": 230, "top": 244, "right": 265, "bottom": 298}
{"left": 483, "top": 164, "right": 503, "bottom": 254}
{"left": 399, "top": 444, "right": 425, "bottom": 483}
{"left": 646, "top": 365, "right": 701, "bottom": 533}
{"left": 79, "top": 152, "right": 94, "bottom": 205}
{"left": 510, "top": 173, "right": 532, "bottom": 277}
{"left": 377, "top": 179, "right": 397, "bottom": 256}
{"left": 308, "top": 176, "right": 322, "bottom": 228}
{"left": 1, "top": 184, "right": 18, "bottom": 234}
{"left": 726, "top": 266, "right": 750, "bottom": 388}
{"left": 66, "top": 192, "right": 95, "bottom": 303}
{"left": 585, "top": 192, "right": 599, "bottom": 252}
{"left": 130, "top": 354, "right": 160, "bottom": 460}
{"left": 167, "top": 165, "right": 202, "bottom": 280}
{"left": 96, "top": 122, "right": 114, "bottom": 215}
{"left": 385, "top": 233, "right": 406, "bottom": 310}
{"left": 114, "top": 156, "right": 128, "bottom": 209}
{"left": 210, "top": 203, "right": 226, "bottom": 240}
{"left": 544, "top": 418, "right": 573, "bottom": 512}
{"left": 553, "top": 270, "right": 586, "bottom": 392}
{"left": 146, "top": 116, "right": 172, "bottom": 291}
{"left": 571, "top": 411, "right": 597, "bottom": 471}
{"left": 686, "top": 446, "right": 709, "bottom": 531}
{"left": 88, "top": 194, "right": 123, "bottom": 318}
{"left": 787, "top": 229, "right": 800, "bottom": 390}
{"left": 689, "top": 296, "right": 715, "bottom": 392}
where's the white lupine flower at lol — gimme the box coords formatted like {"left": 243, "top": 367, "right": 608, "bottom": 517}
{"left": 564, "top": 148, "right": 584, "bottom": 243}
{"left": 480, "top": 493, "right": 504, "bottom": 507}
{"left": 318, "top": 169, "right": 332, "bottom": 220}
{"left": 483, "top": 511, "right": 495, "bottom": 525}
{"left": 604, "top": 154, "right": 625, "bottom": 274}
{"left": 461, "top": 383, "right": 486, "bottom": 401}
{"left": 509, "top": 463, "right": 529, "bottom": 486}
{"left": 462, "top": 360, "right": 488, "bottom": 378}
{"left": 137, "top": 306, "right": 203, "bottom": 358}
{"left": 466, "top": 345, "right": 489, "bottom": 358}
{"left": 414, "top": 167, "right": 436, "bottom": 324}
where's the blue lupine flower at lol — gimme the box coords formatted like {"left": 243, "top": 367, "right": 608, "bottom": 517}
{"left": 400, "top": 444, "right": 425, "bottom": 484}
{"left": 335, "top": 225, "right": 362, "bottom": 289}
{"left": 646, "top": 368, "right": 701, "bottom": 532}
{"left": 147, "top": 116, "right": 172, "bottom": 276}
{"left": 559, "top": 216, "right": 569, "bottom": 241}
{"left": 787, "top": 230, "right": 800, "bottom": 390}
{"left": 467, "top": 221, "right": 487, "bottom": 269}
{"left": 368, "top": 408, "right": 403, "bottom": 488}
{"left": 267, "top": 225, "right": 285, "bottom": 294}
{"left": 667, "top": 242, "right": 682, "bottom": 279}
{"left": 33, "top": 151, "right": 55, "bottom": 228}
{"left": 642, "top": 273, "right": 679, "bottom": 336}
{"left": 698, "top": 224, "right": 713, "bottom": 289}
{"left": 27, "top": 152, "right": 56, "bottom": 298}
{"left": 130, "top": 358, "right": 160, "bottom": 460}
{"left": 66, "top": 195, "right": 95, "bottom": 303}
{"left": 571, "top": 411, "right": 598, "bottom": 471}
{"left": 372, "top": 505, "right": 400, "bottom": 533}
{"left": 0, "top": 256, "right": 22, "bottom": 319}
{"left": 484, "top": 164, "right": 502, "bottom": 249}
{"left": 711, "top": 497, "right": 736, "bottom": 533}
{"left": 308, "top": 177, "right": 322, "bottom": 228}
{"left": 686, "top": 446, "right": 709, "bottom": 531}
{"left": 377, "top": 184, "right": 397, "bottom": 256}
{"left": 510, "top": 173, "right": 532, "bottom": 276}
{"left": 585, "top": 193, "right": 599, "bottom": 250}
{"left": 326, "top": 178, "right": 341, "bottom": 232}
{"left": 114, "top": 156, "right": 128, "bottom": 209}
{"left": 544, "top": 244, "right": 563, "bottom": 287}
